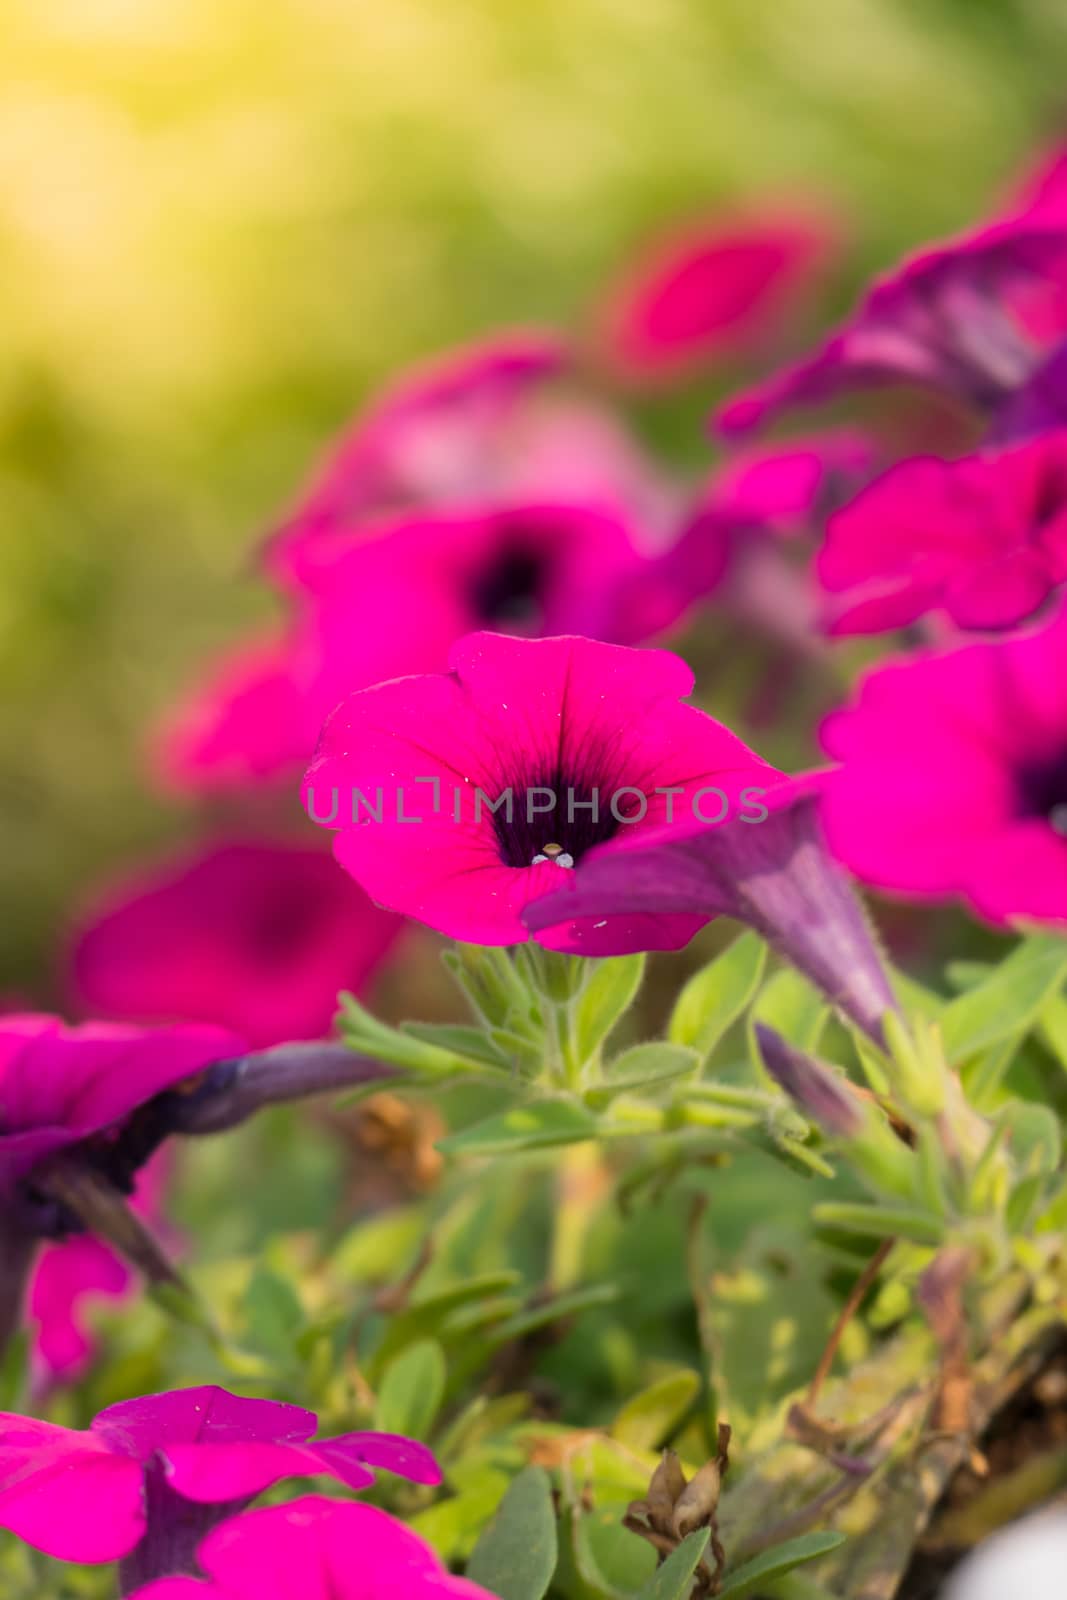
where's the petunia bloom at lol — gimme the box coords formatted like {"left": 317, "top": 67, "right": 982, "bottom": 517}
{"left": 818, "top": 431, "right": 1067, "bottom": 634}
{"left": 69, "top": 839, "right": 403, "bottom": 1048}
{"left": 0, "top": 1388, "right": 439, "bottom": 1591}
{"left": 596, "top": 206, "right": 834, "bottom": 382}
{"left": 126, "top": 1495, "right": 494, "bottom": 1600}
{"left": 0, "top": 1016, "right": 243, "bottom": 1355}
{"left": 717, "top": 218, "right": 1067, "bottom": 440}
{"left": 0, "top": 1017, "right": 243, "bottom": 1208}
{"left": 645, "top": 432, "right": 875, "bottom": 648}
{"left": 819, "top": 601, "right": 1067, "bottom": 926}
{"left": 159, "top": 494, "right": 689, "bottom": 796}
{"left": 265, "top": 328, "right": 566, "bottom": 573}
{"left": 521, "top": 777, "right": 896, "bottom": 1040}
{"left": 302, "top": 632, "right": 784, "bottom": 956}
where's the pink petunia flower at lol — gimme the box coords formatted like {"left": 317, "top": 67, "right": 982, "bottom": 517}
{"left": 817, "top": 431, "right": 1067, "bottom": 634}
{"left": 0, "top": 1387, "right": 440, "bottom": 1589}
{"left": 646, "top": 432, "right": 876, "bottom": 637}
{"left": 0, "top": 1016, "right": 243, "bottom": 1205}
{"left": 29, "top": 1151, "right": 170, "bottom": 1386}
{"left": 521, "top": 776, "right": 896, "bottom": 1040}
{"left": 0, "top": 1016, "right": 242, "bottom": 1356}
{"left": 596, "top": 206, "right": 835, "bottom": 383}
{"left": 68, "top": 839, "right": 404, "bottom": 1048}
{"left": 159, "top": 493, "right": 702, "bottom": 796}
{"left": 126, "top": 1495, "right": 494, "bottom": 1600}
{"left": 717, "top": 218, "right": 1067, "bottom": 440}
{"left": 266, "top": 328, "right": 566, "bottom": 573}
{"left": 155, "top": 636, "right": 313, "bottom": 794}
{"left": 302, "top": 631, "right": 783, "bottom": 956}
{"left": 818, "top": 602, "right": 1067, "bottom": 926}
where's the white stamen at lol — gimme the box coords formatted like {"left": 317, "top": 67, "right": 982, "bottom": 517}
{"left": 532, "top": 843, "right": 575, "bottom": 869}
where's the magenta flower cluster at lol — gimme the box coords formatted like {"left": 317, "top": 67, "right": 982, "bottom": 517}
{"left": 11, "top": 133, "right": 1067, "bottom": 1596}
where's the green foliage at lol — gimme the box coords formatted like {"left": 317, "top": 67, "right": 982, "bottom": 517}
{"left": 668, "top": 934, "right": 766, "bottom": 1058}
{"left": 374, "top": 1340, "right": 447, "bottom": 1439}
{"left": 716, "top": 1533, "right": 847, "bottom": 1599}
{"left": 466, "top": 1466, "right": 559, "bottom": 1600}
{"left": 633, "top": 1531, "right": 711, "bottom": 1600}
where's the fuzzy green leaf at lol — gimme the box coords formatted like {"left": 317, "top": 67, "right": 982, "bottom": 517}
{"left": 669, "top": 933, "right": 766, "bottom": 1056}
{"left": 611, "top": 1369, "right": 700, "bottom": 1450}
{"left": 717, "top": 1531, "right": 846, "bottom": 1598}
{"left": 939, "top": 935, "right": 1067, "bottom": 1063}
{"left": 374, "top": 1338, "right": 446, "bottom": 1440}
{"left": 571, "top": 952, "right": 646, "bottom": 1066}
{"left": 634, "top": 1529, "right": 712, "bottom": 1599}
{"left": 466, "top": 1465, "right": 558, "bottom": 1600}
{"left": 437, "top": 1099, "right": 598, "bottom": 1156}
{"left": 813, "top": 1201, "right": 942, "bottom": 1246}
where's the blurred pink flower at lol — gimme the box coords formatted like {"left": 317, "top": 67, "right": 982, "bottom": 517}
{"left": 159, "top": 492, "right": 700, "bottom": 795}
{"left": 820, "top": 602, "right": 1067, "bottom": 925}
{"left": 127, "top": 1495, "right": 494, "bottom": 1600}
{"left": 69, "top": 839, "right": 403, "bottom": 1048}
{"left": 717, "top": 218, "right": 1067, "bottom": 440}
{"left": 266, "top": 328, "right": 566, "bottom": 573}
{"left": 0, "top": 1016, "right": 243, "bottom": 1203}
{"left": 0, "top": 1387, "right": 439, "bottom": 1581}
{"left": 155, "top": 637, "right": 311, "bottom": 794}
{"left": 596, "top": 206, "right": 835, "bottom": 382}
{"left": 632, "top": 432, "right": 875, "bottom": 661}
{"left": 818, "top": 431, "right": 1067, "bottom": 634}
{"left": 302, "top": 631, "right": 782, "bottom": 955}
{"left": 28, "top": 1151, "right": 170, "bottom": 1385}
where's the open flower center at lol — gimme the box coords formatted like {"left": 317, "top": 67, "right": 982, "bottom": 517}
{"left": 1017, "top": 748, "right": 1067, "bottom": 836}
{"left": 490, "top": 776, "right": 635, "bottom": 869}
{"left": 472, "top": 543, "right": 545, "bottom": 626}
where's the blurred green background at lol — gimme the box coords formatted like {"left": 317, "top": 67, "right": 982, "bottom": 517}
{"left": 3, "top": 0, "right": 1067, "bottom": 997}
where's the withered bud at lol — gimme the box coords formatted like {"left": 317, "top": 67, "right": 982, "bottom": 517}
{"left": 670, "top": 1458, "right": 723, "bottom": 1540}
{"left": 646, "top": 1450, "right": 688, "bottom": 1528}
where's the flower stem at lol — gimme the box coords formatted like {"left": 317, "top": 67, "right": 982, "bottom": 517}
{"left": 0, "top": 1212, "right": 35, "bottom": 1364}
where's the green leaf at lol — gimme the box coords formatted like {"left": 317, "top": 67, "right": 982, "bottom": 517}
{"left": 634, "top": 1529, "right": 711, "bottom": 1600}
{"left": 669, "top": 933, "right": 766, "bottom": 1056}
{"left": 338, "top": 992, "right": 482, "bottom": 1075}
{"left": 939, "top": 935, "right": 1067, "bottom": 1063}
{"left": 717, "top": 1532, "right": 846, "bottom": 1598}
{"left": 1039, "top": 990, "right": 1067, "bottom": 1071}
{"left": 437, "top": 1099, "right": 598, "bottom": 1156}
{"left": 813, "top": 1201, "right": 942, "bottom": 1246}
{"left": 485, "top": 1283, "right": 619, "bottom": 1347}
{"left": 371, "top": 1273, "right": 520, "bottom": 1368}
{"left": 374, "top": 1338, "right": 446, "bottom": 1440}
{"left": 611, "top": 1369, "right": 700, "bottom": 1451}
{"left": 1003, "top": 1100, "right": 1062, "bottom": 1174}
{"left": 944, "top": 960, "right": 995, "bottom": 993}
{"left": 570, "top": 952, "right": 646, "bottom": 1067}
{"left": 402, "top": 1022, "right": 509, "bottom": 1069}
{"left": 466, "top": 1466, "right": 558, "bottom": 1600}
{"left": 243, "top": 1267, "right": 303, "bottom": 1361}
{"left": 890, "top": 968, "right": 946, "bottom": 1019}
{"left": 586, "top": 1043, "right": 699, "bottom": 1107}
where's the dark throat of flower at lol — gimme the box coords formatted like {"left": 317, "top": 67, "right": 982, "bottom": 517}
{"left": 492, "top": 772, "right": 633, "bottom": 870}
{"left": 472, "top": 541, "right": 545, "bottom": 627}
{"left": 1016, "top": 748, "right": 1067, "bottom": 838}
